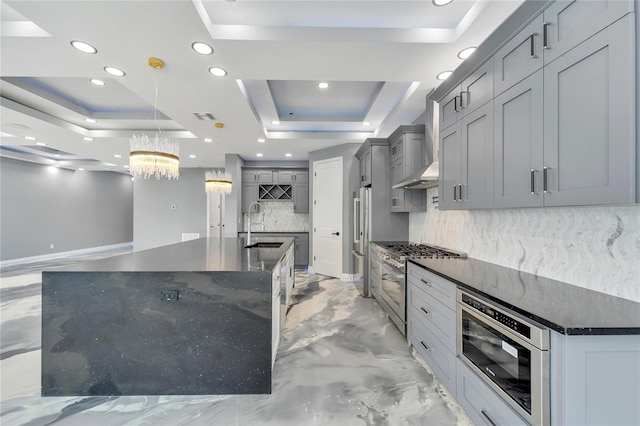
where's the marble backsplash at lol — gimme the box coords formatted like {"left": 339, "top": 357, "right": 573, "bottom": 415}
{"left": 244, "top": 201, "right": 310, "bottom": 232}
{"left": 409, "top": 188, "right": 640, "bottom": 302}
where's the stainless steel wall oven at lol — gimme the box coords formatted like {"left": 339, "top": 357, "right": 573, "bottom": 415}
{"left": 457, "top": 289, "right": 550, "bottom": 425}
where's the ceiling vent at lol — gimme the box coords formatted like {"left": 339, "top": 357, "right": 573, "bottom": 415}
{"left": 193, "top": 112, "right": 216, "bottom": 121}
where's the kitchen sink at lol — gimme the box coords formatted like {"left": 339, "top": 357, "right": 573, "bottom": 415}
{"left": 244, "top": 242, "right": 283, "bottom": 249}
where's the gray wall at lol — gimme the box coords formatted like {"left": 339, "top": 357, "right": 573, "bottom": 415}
{"left": 308, "top": 143, "right": 361, "bottom": 276}
{"left": 133, "top": 168, "right": 207, "bottom": 251}
{"left": 0, "top": 158, "right": 133, "bottom": 260}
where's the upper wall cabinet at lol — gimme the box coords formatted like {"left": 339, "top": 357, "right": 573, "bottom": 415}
{"left": 542, "top": 0, "right": 634, "bottom": 64}
{"left": 242, "top": 168, "right": 309, "bottom": 213}
{"left": 438, "top": 0, "right": 636, "bottom": 210}
{"left": 388, "top": 126, "right": 426, "bottom": 213}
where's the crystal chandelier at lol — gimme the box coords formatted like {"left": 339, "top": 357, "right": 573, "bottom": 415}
{"left": 130, "top": 57, "right": 180, "bottom": 180}
{"left": 205, "top": 170, "right": 232, "bottom": 195}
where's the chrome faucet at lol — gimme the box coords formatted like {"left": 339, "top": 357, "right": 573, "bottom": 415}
{"left": 247, "top": 201, "right": 265, "bottom": 243}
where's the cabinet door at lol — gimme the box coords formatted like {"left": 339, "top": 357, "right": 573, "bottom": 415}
{"left": 359, "top": 151, "right": 371, "bottom": 187}
{"left": 242, "top": 170, "right": 256, "bottom": 182}
{"left": 293, "top": 182, "right": 309, "bottom": 213}
{"left": 461, "top": 59, "right": 493, "bottom": 115}
{"left": 242, "top": 183, "right": 260, "bottom": 213}
{"left": 256, "top": 170, "right": 274, "bottom": 183}
{"left": 440, "top": 86, "right": 463, "bottom": 130}
{"left": 493, "top": 70, "right": 544, "bottom": 208}
{"left": 543, "top": 16, "right": 635, "bottom": 206}
{"left": 278, "top": 170, "right": 294, "bottom": 184}
{"left": 294, "top": 171, "right": 309, "bottom": 183}
{"left": 439, "top": 123, "right": 461, "bottom": 210}
{"left": 390, "top": 188, "right": 405, "bottom": 213}
{"left": 460, "top": 102, "right": 494, "bottom": 209}
{"left": 543, "top": 0, "right": 633, "bottom": 64}
{"left": 494, "top": 15, "right": 544, "bottom": 95}
{"left": 403, "top": 133, "right": 425, "bottom": 178}
{"left": 294, "top": 238, "right": 309, "bottom": 266}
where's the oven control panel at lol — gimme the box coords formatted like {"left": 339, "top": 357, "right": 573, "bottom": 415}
{"left": 461, "top": 293, "right": 531, "bottom": 339}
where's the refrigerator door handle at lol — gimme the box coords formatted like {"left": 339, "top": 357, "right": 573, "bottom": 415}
{"left": 353, "top": 197, "right": 361, "bottom": 243}
{"left": 352, "top": 249, "right": 364, "bottom": 259}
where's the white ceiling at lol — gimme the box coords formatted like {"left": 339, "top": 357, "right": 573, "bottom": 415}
{"left": 0, "top": 0, "right": 524, "bottom": 173}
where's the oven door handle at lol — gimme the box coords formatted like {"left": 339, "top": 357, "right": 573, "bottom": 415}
{"left": 381, "top": 268, "right": 405, "bottom": 280}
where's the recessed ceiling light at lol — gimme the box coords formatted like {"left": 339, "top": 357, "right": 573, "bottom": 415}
{"left": 457, "top": 47, "right": 477, "bottom": 59}
{"left": 70, "top": 40, "right": 97, "bottom": 54}
{"left": 256, "top": 153, "right": 263, "bottom": 157}
{"left": 362, "top": 121, "right": 371, "bottom": 126}
{"left": 189, "top": 154, "right": 196, "bottom": 158}
{"left": 24, "top": 136, "right": 37, "bottom": 141}
{"left": 433, "top": 0, "right": 454, "bottom": 6}
{"left": 54, "top": 154, "right": 61, "bottom": 157}
{"left": 36, "top": 142, "right": 47, "bottom": 146}
{"left": 204, "top": 138, "right": 213, "bottom": 143}
{"left": 123, "top": 165, "right": 130, "bottom": 169}
{"left": 192, "top": 42, "right": 213, "bottom": 55}
{"left": 83, "top": 137, "right": 93, "bottom": 141}
{"left": 54, "top": 165, "right": 61, "bottom": 168}
{"left": 285, "top": 153, "right": 292, "bottom": 157}
{"left": 104, "top": 66, "right": 125, "bottom": 77}
{"left": 85, "top": 118, "right": 97, "bottom": 123}
{"left": 209, "top": 67, "right": 227, "bottom": 77}
{"left": 318, "top": 82, "right": 329, "bottom": 89}
{"left": 114, "top": 154, "right": 122, "bottom": 158}
{"left": 90, "top": 79, "right": 105, "bottom": 86}
{"left": 257, "top": 138, "right": 266, "bottom": 143}
{"left": 436, "top": 71, "right": 453, "bottom": 80}
{"left": 271, "top": 120, "right": 280, "bottom": 125}
{"left": 78, "top": 168, "right": 85, "bottom": 171}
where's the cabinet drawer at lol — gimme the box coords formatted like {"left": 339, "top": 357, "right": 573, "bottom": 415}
{"left": 407, "top": 282, "right": 456, "bottom": 353}
{"left": 408, "top": 312, "right": 456, "bottom": 396}
{"left": 456, "top": 359, "right": 528, "bottom": 426}
{"left": 407, "top": 263, "right": 456, "bottom": 309}
{"left": 494, "top": 15, "right": 544, "bottom": 95}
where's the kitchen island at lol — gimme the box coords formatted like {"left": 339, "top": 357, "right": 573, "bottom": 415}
{"left": 41, "top": 237, "right": 294, "bottom": 396}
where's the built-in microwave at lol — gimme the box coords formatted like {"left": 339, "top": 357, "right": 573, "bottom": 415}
{"left": 457, "top": 289, "right": 550, "bottom": 426}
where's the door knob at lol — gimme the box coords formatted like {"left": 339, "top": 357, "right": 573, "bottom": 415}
{"left": 331, "top": 232, "right": 340, "bottom": 236}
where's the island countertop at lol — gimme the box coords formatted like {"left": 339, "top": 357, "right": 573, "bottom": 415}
{"left": 55, "top": 237, "right": 294, "bottom": 272}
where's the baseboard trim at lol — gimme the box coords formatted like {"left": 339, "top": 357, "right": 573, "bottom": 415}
{"left": 0, "top": 242, "right": 133, "bottom": 269}
{"left": 341, "top": 273, "right": 360, "bottom": 282}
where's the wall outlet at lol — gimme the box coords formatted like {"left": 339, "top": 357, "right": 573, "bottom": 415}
{"left": 50, "top": 244, "right": 54, "bottom": 250}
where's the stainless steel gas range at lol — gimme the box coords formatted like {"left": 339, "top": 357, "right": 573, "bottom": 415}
{"left": 370, "top": 242, "right": 466, "bottom": 335}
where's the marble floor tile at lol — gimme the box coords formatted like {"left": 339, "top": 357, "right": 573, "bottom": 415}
{"left": 1, "top": 251, "right": 471, "bottom": 426}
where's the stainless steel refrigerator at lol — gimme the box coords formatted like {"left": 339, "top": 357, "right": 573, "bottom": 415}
{"left": 352, "top": 187, "right": 371, "bottom": 297}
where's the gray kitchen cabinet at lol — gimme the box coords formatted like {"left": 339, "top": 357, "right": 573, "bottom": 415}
{"left": 439, "top": 123, "right": 461, "bottom": 210}
{"left": 388, "top": 125, "right": 426, "bottom": 213}
{"left": 542, "top": 16, "right": 636, "bottom": 206}
{"left": 357, "top": 148, "right": 372, "bottom": 187}
{"left": 242, "top": 183, "right": 260, "bottom": 213}
{"left": 460, "top": 59, "right": 494, "bottom": 115}
{"left": 493, "top": 70, "right": 544, "bottom": 209}
{"left": 440, "top": 88, "right": 463, "bottom": 131}
{"left": 542, "top": 0, "right": 633, "bottom": 65}
{"left": 243, "top": 169, "right": 274, "bottom": 184}
{"left": 277, "top": 170, "right": 294, "bottom": 184}
{"left": 293, "top": 181, "right": 309, "bottom": 213}
{"left": 271, "top": 261, "right": 281, "bottom": 368}
{"left": 456, "top": 359, "right": 529, "bottom": 426}
{"left": 407, "top": 263, "right": 457, "bottom": 396}
{"left": 278, "top": 170, "right": 308, "bottom": 185}
{"left": 493, "top": 15, "right": 544, "bottom": 96}
{"left": 549, "top": 332, "right": 640, "bottom": 426}
{"left": 440, "top": 101, "right": 494, "bottom": 211}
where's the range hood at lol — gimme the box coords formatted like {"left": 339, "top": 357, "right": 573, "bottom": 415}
{"left": 392, "top": 162, "right": 439, "bottom": 189}
{"left": 393, "top": 98, "right": 439, "bottom": 190}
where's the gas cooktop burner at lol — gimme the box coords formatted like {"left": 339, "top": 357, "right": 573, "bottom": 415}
{"left": 384, "top": 243, "right": 466, "bottom": 259}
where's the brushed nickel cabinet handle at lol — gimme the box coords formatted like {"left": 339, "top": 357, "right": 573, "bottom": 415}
{"left": 543, "top": 22, "right": 550, "bottom": 49}
{"left": 543, "top": 166, "right": 549, "bottom": 193}
{"left": 530, "top": 169, "right": 536, "bottom": 194}
{"left": 420, "top": 307, "right": 429, "bottom": 315}
{"left": 458, "top": 184, "right": 463, "bottom": 201}
{"left": 481, "top": 409, "right": 498, "bottom": 426}
{"left": 529, "top": 33, "right": 537, "bottom": 58}
{"left": 420, "top": 341, "right": 429, "bottom": 351}
{"left": 453, "top": 185, "right": 457, "bottom": 202}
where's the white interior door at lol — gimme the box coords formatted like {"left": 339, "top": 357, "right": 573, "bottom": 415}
{"left": 312, "top": 157, "right": 343, "bottom": 278}
{"left": 207, "top": 191, "right": 225, "bottom": 238}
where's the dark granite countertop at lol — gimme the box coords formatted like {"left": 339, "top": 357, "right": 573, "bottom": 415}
{"left": 410, "top": 256, "right": 639, "bottom": 335}
{"left": 54, "top": 237, "right": 294, "bottom": 272}
{"left": 371, "top": 242, "right": 640, "bottom": 335}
